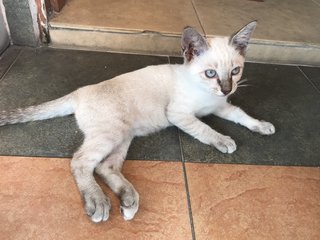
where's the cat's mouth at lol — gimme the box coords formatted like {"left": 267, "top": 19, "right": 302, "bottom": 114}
{"left": 213, "top": 89, "right": 231, "bottom": 97}
{"left": 216, "top": 85, "right": 237, "bottom": 97}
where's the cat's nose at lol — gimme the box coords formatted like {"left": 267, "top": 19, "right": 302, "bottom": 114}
{"left": 221, "top": 89, "right": 232, "bottom": 95}
{"left": 219, "top": 79, "right": 232, "bottom": 96}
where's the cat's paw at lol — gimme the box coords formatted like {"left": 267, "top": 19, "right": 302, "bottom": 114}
{"left": 251, "top": 121, "right": 275, "bottom": 135}
{"left": 120, "top": 188, "right": 139, "bottom": 221}
{"left": 213, "top": 135, "right": 237, "bottom": 154}
{"left": 84, "top": 191, "right": 111, "bottom": 223}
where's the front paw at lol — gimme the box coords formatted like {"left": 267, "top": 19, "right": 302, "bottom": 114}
{"left": 251, "top": 121, "right": 275, "bottom": 135}
{"left": 120, "top": 190, "right": 139, "bottom": 221}
{"left": 83, "top": 191, "right": 111, "bottom": 223}
{"left": 213, "top": 135, "right": 237, "bottom": 154}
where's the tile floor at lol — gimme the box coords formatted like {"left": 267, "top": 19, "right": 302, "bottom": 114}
{"left": 0, "top": 46, "right": 320, "bottom": 239}
{"left": 51, "top": 0, "right": 320, "bottom": 44}
{"left": 0, "top": 157, "right": 191, "bottom": 240}
{"left": 0, "top": 157, "right": 319, "bottom": 240}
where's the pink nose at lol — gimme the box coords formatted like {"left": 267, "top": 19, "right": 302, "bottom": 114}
{"left": 221, "top": 89, "right": 232, "bottom": 95}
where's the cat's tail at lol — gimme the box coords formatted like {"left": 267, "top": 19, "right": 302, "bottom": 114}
{"left": 0, "top": 92, "right": 76, "bottom": 126}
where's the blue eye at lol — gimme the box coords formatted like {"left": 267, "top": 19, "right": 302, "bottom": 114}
{"left": 231, "top": 67, "right": 240, "bottom": 75}
{"left": 205, "top": 69, "right": 217, "bottom": 78}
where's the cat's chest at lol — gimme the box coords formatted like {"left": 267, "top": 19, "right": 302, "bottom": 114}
{"left": 195, "top": 105, "right": 216, "bottom": 117}
{"left": 193, "top": 98, "right": 223, "bottom": 117}
{"left": 184, "top": 91, "right": 226, "bottom": 117}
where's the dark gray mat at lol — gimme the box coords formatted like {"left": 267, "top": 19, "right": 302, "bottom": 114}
{"left": 0, "top": 46, "right": 21, "bottom": 79}
{"left": 0, "top": 47, "right": 182, "bottom": 160}
{"left": 1, "top": 48, "right": 319, "bottom": 166}
{"left": 300, "top": 66, "right": 320, "bottom": 91}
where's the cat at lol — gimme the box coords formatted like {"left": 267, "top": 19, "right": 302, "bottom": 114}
{"left": 0, "top": 21, "right": 275, "bottom": 223}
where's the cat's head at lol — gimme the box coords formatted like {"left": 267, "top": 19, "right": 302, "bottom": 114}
{"left": 181, "top": 21, "right": 257, "bottom": 97}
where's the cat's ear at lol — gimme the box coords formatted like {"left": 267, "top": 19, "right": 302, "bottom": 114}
{"left": 181, "top": 26, "right": 208, "bottom": 62}
{"left": 229, "top": 21, "right": 257, "bottom": 56}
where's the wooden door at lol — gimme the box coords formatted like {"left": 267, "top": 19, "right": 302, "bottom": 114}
{"left": 49, "top": 0, "right": 66, "bottom": 12}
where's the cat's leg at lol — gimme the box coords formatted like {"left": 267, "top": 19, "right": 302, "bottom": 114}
{"left": 168, "top": 111, "right": 237, "bottom": 153}
{"left": 71, "top": 135, "right": 120, "bottom": 223}
{"left": 213, "top": 102, "right": 275, "bottom": 135}
{"left": 95, "top": 138, "right": 139, "bottom": 221}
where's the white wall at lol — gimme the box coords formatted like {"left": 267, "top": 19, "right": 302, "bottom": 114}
{"left": 0, "top": 0, "right": 10, "bottom": 54}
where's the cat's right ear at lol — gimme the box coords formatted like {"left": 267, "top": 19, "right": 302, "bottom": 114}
{"left": 181, "top": 26, "right": 208, "bottom": 62}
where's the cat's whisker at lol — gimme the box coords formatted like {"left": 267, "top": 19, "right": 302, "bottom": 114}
{"left": 236, "top": 78, "right": 254, "bottom": 88}
{"left": 237, "top": 84, "right": 253, "bottom": 88}
{"left": 237, "top": 78, "right": 249, "bottom": 85}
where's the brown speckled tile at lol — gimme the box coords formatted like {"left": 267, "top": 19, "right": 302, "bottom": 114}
{"left": 186, "top": 163, "right": 320, "bottom": 240}
{"left": 0, "top": 156, "right": 191, "bottom": 240}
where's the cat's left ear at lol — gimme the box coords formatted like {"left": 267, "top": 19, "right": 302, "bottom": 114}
{"left": 229, "top": 21, "right": 257, "bottom": 56}
{"left": 181, "top": 26, "right": 208, "bottom": 62}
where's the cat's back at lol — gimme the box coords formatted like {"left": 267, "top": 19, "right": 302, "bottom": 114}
{"left": 96, "top": 64, "right": 176, "bottom": 96}
{"left": 114, "top": 63, "right": 176, "bottom": 86}
{"left": 75, "top": 63, "right": 178, "bottom": 109}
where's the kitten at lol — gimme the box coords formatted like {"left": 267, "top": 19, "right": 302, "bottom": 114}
{"left": 0, "top": 21, "right": 275, "bottom": 222}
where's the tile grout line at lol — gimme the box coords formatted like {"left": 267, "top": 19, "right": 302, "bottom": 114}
{"left": 311, "top": 0, "right": 320, "bottom": 7}
{"left": 178, "top": 129, "right": 196, "bottom": 240}
{"left": 167, "top": 55, "right": 171, "bottom": 64}
{"left": 182, "top": 162, "right": 197, "bottom": 240}
{"left": 0, "top": 48, "right": 23, "bottom": 82}
{"left": 190, "top": 0, "right": 206, "bottom": 37}
{"left": 297, "top": 66, "right": 320, "bottom": 94}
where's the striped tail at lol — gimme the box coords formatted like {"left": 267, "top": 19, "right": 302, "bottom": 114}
{"left": 0, "top": 93, "right": 75, "bottom": 126}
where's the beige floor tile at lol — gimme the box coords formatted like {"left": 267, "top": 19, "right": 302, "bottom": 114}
{"left": 186, "top": 163, "right": 320, "bottom": 240}
{"left": 313, "top": 0, "right": 320, "bottom": 6}
{"left": 194, "top": 0, "right": 320, "bottom": 44}
{"left": 49, "top": 0, "right": 320, "bottom": 65}
{"left": 0, "top": 157, "right": 191, "bottom": 240}
{"left": 51, "top": 0, "right": 202, "bottom": 35}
